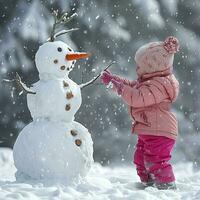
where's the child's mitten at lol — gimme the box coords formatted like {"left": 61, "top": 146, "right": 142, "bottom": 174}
{"left": 100, "top": 70, "right": 113, "bottom": 85}
{"left": 111, "top": 79, "right": 124, "bottom": 95}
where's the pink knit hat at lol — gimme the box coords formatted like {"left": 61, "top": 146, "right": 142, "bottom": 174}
{"left": 135, "top": 36, "right": 179, "bottom": 76}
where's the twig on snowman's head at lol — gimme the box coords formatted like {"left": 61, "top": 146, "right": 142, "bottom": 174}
{"left": 2, "top": 78, "right": 15, "bottom": 83}
{"left": 62, "top": 12, "right": 78, "bottom": 23}
{"left": 47, "top": 28, "right": 79, "bottom": 41}
{"left": 49, "top": 11, "right": 78, "bottom": 42}
{"left": 80, "top": 61, "right": 116, "bottom": 89}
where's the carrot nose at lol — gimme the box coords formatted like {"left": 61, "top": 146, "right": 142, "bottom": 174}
{"left": 66, "top": 52, "right": 91, "bottom": 61}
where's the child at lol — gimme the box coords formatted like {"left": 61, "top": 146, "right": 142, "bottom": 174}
{"left": 101, "top": 36, "right": 180, "bottom": 190}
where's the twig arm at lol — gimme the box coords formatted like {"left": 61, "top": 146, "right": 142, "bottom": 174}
{"left": 15, "top": 73, "right": 36, "bottom": 94}
{"left": 80, "top": 61, "right": 116, "bottom": 89}
{"left": 3, "top": 72, "right": 36, "bottom": 95}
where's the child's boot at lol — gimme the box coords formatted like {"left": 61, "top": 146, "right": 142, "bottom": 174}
{"left": 155, "top": 182, "right": 177, "bottom": 190}
{"left": 135, "top": 177, "right": 154, "bottom": 189}
{"left": 142, "top": 176, "right": 154, "bottom": 187}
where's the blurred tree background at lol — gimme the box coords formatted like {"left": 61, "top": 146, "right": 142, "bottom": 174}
{"left": 0, "top": 0, "right": 200, "bottom": 166}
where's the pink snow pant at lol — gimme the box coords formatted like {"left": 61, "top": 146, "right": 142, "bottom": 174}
{"left": 133, "top": 134, "right": 175, "bottom": 183}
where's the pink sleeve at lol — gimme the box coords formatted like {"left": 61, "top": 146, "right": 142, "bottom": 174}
{"left": 121, "top": 80, "right": 169, "bottom": 108}
{"left": 112, "top": 75, "right": 137, "bottom": 87}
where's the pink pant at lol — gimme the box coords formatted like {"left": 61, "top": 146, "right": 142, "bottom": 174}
{"left": 133, "top": 134, "right": 175, "bottom": 183}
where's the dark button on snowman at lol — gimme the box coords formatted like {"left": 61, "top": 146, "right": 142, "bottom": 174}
{"left": 13, "top": 12, "right": 94, "bottom": 182}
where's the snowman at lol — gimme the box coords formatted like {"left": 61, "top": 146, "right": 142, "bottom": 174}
{"left": 13, "top": 12, "right": 94, "bottom": 182}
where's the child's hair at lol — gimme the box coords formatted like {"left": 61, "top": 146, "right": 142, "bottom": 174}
{"left": 134, "top": 36, "right": 179, "bottom": 75}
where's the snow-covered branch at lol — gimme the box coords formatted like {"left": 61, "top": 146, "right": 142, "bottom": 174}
{"left": 3, "top": 72, "right": 36, "bottom": 95}
{"left": 47, "top": 28, "right": 79, "bottom": 42}
{"left": 49, "top": 11, "right": 78, "bottom": 42}
{"left": 80, "top": 61, "right": 116, "bottom": 89}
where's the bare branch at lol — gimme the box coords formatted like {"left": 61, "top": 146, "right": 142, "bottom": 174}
{"left": 81, "top": 68, "right": 84, "bottom": 83}
{"left": 80, "top": 61, "right": 116, "bottom": 89}
{"left": 2, "top": 79, "right": 15, "bottom": 83}
{"left": 62, "top": 13, "right": 78, "bottom": 23}
{"left": 50, "top": 10, "right": 59, "bottom": 42}
{"left": 47, "top": 28, "right": 79, "bottom": 41}
{"left": 2, "top": 72, "right": 36, "bottom": 95}
{"left": 15, "top": 73, "right": 36, "bottom": 94}
{"left": 49, "top": 11, "right": 78, "bottom": 42}
{"left": 53, "top": 10, "right": 59, "bottom": 18}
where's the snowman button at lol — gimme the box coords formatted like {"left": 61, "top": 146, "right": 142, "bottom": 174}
{"left": 71, "top": 130, "right": 78, "bottom": 136}
{"left": 65, "top": 104, "right": 71, "bottom": 111}
{"left": 63, "top": 81, "right": 69, "bottom": 87}
{"left": 75, "top": 139, "right": 82, "bottom": 146}
{"left": 60, "top": 65, "right": 65, "bottom": 70}
{"left": 66, "top": 91, "right": 74, "bottom": 99}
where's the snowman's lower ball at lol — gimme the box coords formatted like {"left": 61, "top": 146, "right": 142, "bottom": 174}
{"left": 13, "top": 120, "right": 93, "bottom": 181}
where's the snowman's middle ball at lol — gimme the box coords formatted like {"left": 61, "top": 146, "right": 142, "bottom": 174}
{"left": 27, "top": 78, "right": 82, "bottom": 122}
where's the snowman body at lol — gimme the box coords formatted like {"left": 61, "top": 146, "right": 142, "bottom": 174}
{"left": 13, "top": 41, "right": 93, "bottom": 181}
{"left": 27, "top": 77, "right": 82, "bottom": 122}
{"left": 13, "top": 120, "right": 93, "bottom": 181}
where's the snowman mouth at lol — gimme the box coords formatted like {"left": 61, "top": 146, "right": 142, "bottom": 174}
{"left": 60, "top": 65, "right": 66, "bottom": 70}
{"left": 60, "top": 65, "right": 73, "bottom": 71}
{"left": 60, "top": 61, "right": 75, "bottom": 72}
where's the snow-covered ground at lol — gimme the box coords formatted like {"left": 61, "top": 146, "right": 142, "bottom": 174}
{"left": 0, "top": 148, "right": 200, "bottom": 200}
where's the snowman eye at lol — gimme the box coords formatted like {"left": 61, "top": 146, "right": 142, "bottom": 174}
{"left": 68, "top": 48, "right": 72, "bottom": 52}
{"left": 57, "top": 47, "right": 62, "bottom": 52}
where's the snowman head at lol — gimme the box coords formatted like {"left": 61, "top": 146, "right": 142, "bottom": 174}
{"left": 35, "top": 41, "right": 90, "bottom": 78}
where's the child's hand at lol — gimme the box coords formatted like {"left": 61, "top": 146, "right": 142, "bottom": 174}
{"left": 100, "top": 70, "right": 113, "bottom": 85}
{"left": 111, "top": 79, "right": 124, "bottom": 95}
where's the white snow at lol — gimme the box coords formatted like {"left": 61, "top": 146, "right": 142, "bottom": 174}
{"left": 1, "top": 148, "right": 200, "bottom": 200}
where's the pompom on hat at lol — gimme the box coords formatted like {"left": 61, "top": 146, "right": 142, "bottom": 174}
{"left": 134, "top": 36, "right": 179, "bottom": 76}
{"left": 163, "top": 36, "right": 179, "bottom": 54}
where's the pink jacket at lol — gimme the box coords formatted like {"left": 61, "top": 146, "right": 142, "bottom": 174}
{"left": 114, "top": 69, "right": 179, "bottom": 140}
